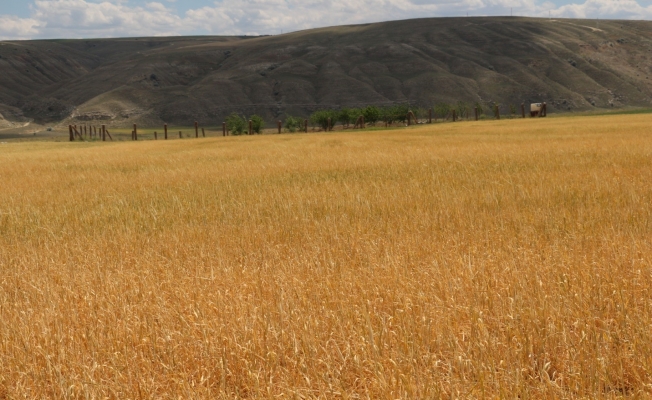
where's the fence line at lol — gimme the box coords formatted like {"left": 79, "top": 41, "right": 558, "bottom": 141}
{"left": 68, "top": 103, "right": 548, "bottom": 142}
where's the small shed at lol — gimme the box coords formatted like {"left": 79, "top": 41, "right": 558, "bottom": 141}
{"left": 530, "top": 103, "right": 547, "bottom": 117}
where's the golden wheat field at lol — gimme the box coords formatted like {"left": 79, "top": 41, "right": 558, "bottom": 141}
{"left": 1, "top": 114, "right": 651, "bottom": 398}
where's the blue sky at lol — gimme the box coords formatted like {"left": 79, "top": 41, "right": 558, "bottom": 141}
{"left": 0, "top": 0, "right": 650, "bottom": 40}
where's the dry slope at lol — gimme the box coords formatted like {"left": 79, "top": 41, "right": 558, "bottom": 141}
{"left": 1, "top": 17, "right": 652, "bottom": 125}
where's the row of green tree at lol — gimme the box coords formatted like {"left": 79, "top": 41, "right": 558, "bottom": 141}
{"left": 225, "top": 113, "right": 304, "bottom": 135}
{"left": 308, "top": 102, "right": 525, "bottom": 129}
{"left": 225, "top": 102, "right": 522, "bottom": 134}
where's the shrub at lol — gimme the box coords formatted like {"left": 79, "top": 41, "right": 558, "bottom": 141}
{"left": 474, "top": 102, "right": 485, "bottom": 117}
{"left": 250, "top": 115, "right": 264, "bottom": 134}
{"left": 434, "top": 103, "right": 451, "bottom": 120}
{"left": 416, "top": 107, "right": 431, "bottom": 122}
{"left": 456, "top": 102, "right": 470, "bottom": 120}
{"left": 226, "top": 113, "right": 246, "bottom": 135}
{"left": 284, "top": 115, "right": 302, "bottom": 133}
{"left": 509, "top": 104, "right": 517, "bottom": 118}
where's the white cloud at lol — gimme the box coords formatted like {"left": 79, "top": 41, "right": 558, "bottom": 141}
{"left": 25, "top": 0, "right": 184, "bottom": 38}
{"left": 0, "top": 0, "right": 649, "bottom": 40}
{"left": 550, "top": 0, "right": 652, "bottom": 18}
{"left": 0, "top": 15, "right": 41, "bottom": 40}
{"left": 181, "top": 0, "right": 540, "bottom": 35}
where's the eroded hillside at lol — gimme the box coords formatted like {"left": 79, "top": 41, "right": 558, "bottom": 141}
{"left": 0, "top": 17, "right": 651, "bottom": 126}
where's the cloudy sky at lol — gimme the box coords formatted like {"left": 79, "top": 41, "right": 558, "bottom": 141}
{"left": 0, "top": 0, "right": 650, "bottom": 40}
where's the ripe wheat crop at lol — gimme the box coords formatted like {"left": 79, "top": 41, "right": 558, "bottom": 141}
{"left": 0, "top": 115, "right": 651, "bottom": 398}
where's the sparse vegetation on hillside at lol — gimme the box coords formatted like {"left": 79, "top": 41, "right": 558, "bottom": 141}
{"left": 1, "top": 18, "right": 652, "bottom": 125}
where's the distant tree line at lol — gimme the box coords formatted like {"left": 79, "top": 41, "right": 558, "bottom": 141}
{"left": 224, "top": 101, "right": 525, "bottom": 134}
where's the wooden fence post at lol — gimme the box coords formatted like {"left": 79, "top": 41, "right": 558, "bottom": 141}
{"left": 154, "top": 131, "right": 157, "bottom": 140}
{"left": 133, "top": 124, "right": 138, "bottom": 141}
{"left": 521, "top": 103, "right": 525, "bottom": 118}
{"left": 429, "top": 109, "right": 432, "bottom": 124}
{"left": 105, "top": 128, "right": 113, "bottom": 141}
{"left": 202, "top": 128, "right": 205, "bottom": 137}
{"left": 542, "top": 102, "right": 547, "bottom": 117}
{"left": 164, "top": 124, "right": 168, "bottom": 140}
{"left": 223, "top": 122, "right": 226, "bottom": 136}
{"left": 69, "top": 125, "right": 74, "bottom": 141}
{"left": 195, "top": 121, "right": 199, "bottom": 138}
{"left": 407, "top": 112, "right": 418, "bottom": 126}
{"left": 453, "top": 110, "right": 457, "bottom": 122}
{"left": 102, "top": 125, "right": 106, "bottom": 142}
{"left": 475, "top": 107, "right": 478, "bottom": 121}
{"left": 278, "top": 120, "right": 282, "bottom": 134}
{"left": 249, "top": 120, "right": 253, "bottom": 135}
{"left": 179, "top": 131, "right": 182, "bottom": 139}
{"left": 495, "top": 105, "right": 500, "bottom": 120}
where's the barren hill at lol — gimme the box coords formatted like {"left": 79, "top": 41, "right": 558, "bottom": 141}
{"left": 1, "top": 17, "right": 652, "bottom": 126}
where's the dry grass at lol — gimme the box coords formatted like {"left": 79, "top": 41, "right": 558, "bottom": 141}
{"left": 0, "top": 115, "right": 651, "bottom": 398}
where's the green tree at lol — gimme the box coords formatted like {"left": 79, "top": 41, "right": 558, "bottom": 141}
{"left": 226, "top": 113, "right": 246, "bottom": 135}
{"left": 310, "top": 110, "right": 335, "bottom": 130}
{"left": 392, "top": 104, "right": 410, "bottom": 123}
{"left": 250, "top": 115, "right": 264, "bottom": 134}
{"left": 338, "top": 108, "right": 352, "bottom": 127}
{"left": 349, "top": 108, "right": 362, "bottom": 125}
{"left": 380, "top": 106, "right": 395, "bottom": 124}
{"left": 362, "top": 106, "right": 381, "bottom": 126}
{"left": 284, "top": 115, "right": 302, "bottom": 133}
